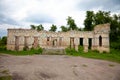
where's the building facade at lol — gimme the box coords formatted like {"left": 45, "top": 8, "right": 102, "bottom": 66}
{"left": 7, "top": 23, "right": 110, "bottom": 53}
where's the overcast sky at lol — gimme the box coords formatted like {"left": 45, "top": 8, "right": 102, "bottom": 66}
{"left": 0, "top": 0, "right": 120, "bottom": 37}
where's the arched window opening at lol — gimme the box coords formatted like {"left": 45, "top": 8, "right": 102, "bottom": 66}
{"left": 99, "top": 36, "right": 102, "bottom": 47}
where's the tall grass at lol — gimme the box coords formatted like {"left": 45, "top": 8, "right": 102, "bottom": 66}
{"left": 66, "top": 46, "right": 120, "bottom": 63}
{"left": 0, "top": 47, "right": 43, "bottom": 55}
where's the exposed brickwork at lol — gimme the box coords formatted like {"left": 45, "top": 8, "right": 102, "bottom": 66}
{"left": 7, "top": 23, "right": 110, "bottom": 53}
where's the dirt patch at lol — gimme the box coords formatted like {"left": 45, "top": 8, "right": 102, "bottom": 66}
{"left": 0, "top": 54, "right": 120, "bottom": 80}
{"left": 12, "top": 72, "right": 24, "bottom": 80}
{"left": 35, "top": 71, "right": 57, "bottom": 80}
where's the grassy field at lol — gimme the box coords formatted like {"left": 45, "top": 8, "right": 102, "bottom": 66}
{"left": 0, "top": 46, "right": 120, "bottom": 63}
{"left": 0, "top": 47, "right": 42, "bottom": 55}
{"left": 66, "top": 48, "right": 120, "bottom": 63}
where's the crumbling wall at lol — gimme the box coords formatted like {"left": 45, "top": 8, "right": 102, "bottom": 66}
{"left": 7, "top": 23, "right": 110, "bottom": 53}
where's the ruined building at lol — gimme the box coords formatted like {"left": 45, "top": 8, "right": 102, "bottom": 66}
{"left": 7, "top": 23, "right": 110, "bottom": 53}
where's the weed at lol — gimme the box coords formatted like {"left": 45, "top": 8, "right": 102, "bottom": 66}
{"left": 82, "top": 64, "right": 87, "bottom": 67}
{"left": 109, "top": 64, "right": 115, "bottom": 67}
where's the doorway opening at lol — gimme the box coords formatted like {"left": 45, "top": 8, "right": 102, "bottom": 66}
{"left": 53, "top": 39, "right": 57, "bottom": 47}
{"left": 33, "top": 37, "right": 38, "bottom": 48}
{"left": 99, "top": 36, "right": 102, "bottom": 47}
{"left": 79, "top": 38, "right": 83, "bottom": 46}
{"left": 88, "top": 38, "right": 92, "bottom": 49}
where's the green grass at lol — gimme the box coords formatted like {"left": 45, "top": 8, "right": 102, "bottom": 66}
{"left": 0, "top": 76, "right": 12, "bottom": 80}
{"left": 66, "top": 47, "right": 120, "bottom": 63}
{"left": 0, "top": 69, "right": 12, "bottom": 80}
{"left": 0, "top": 47, "right": 43, "bottom": 55}
{"left": 0, "top": 46, "right": 120, "bottom": 63}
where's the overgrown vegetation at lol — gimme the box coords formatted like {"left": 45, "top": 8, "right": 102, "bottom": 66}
{"left": 0, "top": 47, "right": 43, "bottom": 55}
{"left": 0, "top": 10, "right": 120, "bottom": 63}
{"left": 0, "top": 69, "right": 12, "bottom": 80}
{"left": 65, "top": 46, "right": 120, "bottom": 63}
{"left": 84, "top": 11, "right": 120, "bottom": 50}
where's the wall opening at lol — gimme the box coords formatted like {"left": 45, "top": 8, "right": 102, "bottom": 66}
{"left": 47, "top": 37, "right": 49, "bottom": 41}
{"left": 53, "top": 39, "right": 57, "bottom": 47}
{"left": 15, "top": 36, "right": 19, "bottom": 51}
{"left": 79, "top": 38, "right": 83, "bottom": 46}
{"left": 99, "top": 36, "right": 102, "bottom": 47}
{"left": 24, "top": 36, "right": 28, "bottom": 48}
{"left": 47, "top": 37, "right": 50, "bottom": 46}
{"left": 88, "top": 38, "right": 92, "bottom": 49}
{"left": 33, "top": 37, "right": 38, "bottom": 48}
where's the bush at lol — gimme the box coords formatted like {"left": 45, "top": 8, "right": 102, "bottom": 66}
{"left": 110, "top": 42, "right": 120, "bottom": 50}
{"left": 92, "top": 50, "right": 99, "bottom": 53}
{"left": 36, "top": 47, "right": 43, "bottom": 54}
{"left": 0, "top": 46, "right": 6, "bottom": 51}
{"left": 65, "top": 46, "right": 77, "bottom": 55}
{"left": 23, "top": 46, "right": 29, "bottom": 51}
{"left": 78, "top": 45, "right": 84, "bottom": 53}
{"left": 31, "top": 46, "right": 43, "bottom": 54}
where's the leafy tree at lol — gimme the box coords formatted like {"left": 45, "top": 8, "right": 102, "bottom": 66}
{"left": 84, "top": 10, "right": 120, "bottom": 49}
{"left": 30, "top": 24, "right": 44, "bottom": 31}
{"left": 94, "top": 11, "right": 111, "bottom": 25}
{"left": 0, "top": 36, "right": 7, "bottom": 45}
{"left": 78, "top": 27, "right": 83, "bottom": 31}
{"left": 30, "top": 25, "right": 36, "bottom": 30}
{"left": 66, "top": 16, "right": 78, "bottom": 30}
{"left": 37, "top": 24, "right": 44, "bottom": 31}
{"left": 60, "top": 25, "right": 68, "bottom": 32}
{"left": 84, "top": 11, "right": 94, "bottom": 31}
{"left": 110, "top": 14, "right": 120, "bottom": 42}
{"left": 49, "top": 24, "right": 57, "bottom": 32}
{"left": 84, "top": 11, "right": 111, "bottom": 31}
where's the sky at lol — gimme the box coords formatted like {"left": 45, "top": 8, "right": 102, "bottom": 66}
{"left": 0, "top": 0, "right": 120, "bottom": 37}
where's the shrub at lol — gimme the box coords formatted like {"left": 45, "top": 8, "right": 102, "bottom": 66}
{"left": 103, "top": 51, "right": 108, "bottom": 53}
{"left": 78, "top": 45, "right": 84, "bottom": 53}
{"left": 23, "top": 46, "right": 29, "bottom": 51}
{"left": 34, "top": 46, "right": 43, "bottom": 54}
{"left": 37, "top": 47, "right": 43, "bottom": 53}
{"left": 65, "top": 46, "right": 77, "bottom": 55}
{"left": 110, "top": 42, "right": 120, "bottom": 50}
{"left": 0, "top": 46, "right": 6, "bottom": 51}
{"left": 92, "top": 50, "right": 99, "bottom": 53}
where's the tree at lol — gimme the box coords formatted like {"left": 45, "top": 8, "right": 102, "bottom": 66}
{"left": 60, "top": 25, "right": 68, "bottom": 32}
{"left": 66, "top": 16, "right": 78, "bottom": 30}
{"left": 30, "top": 25, "right": 36, "bottom": 30}
{"left": 110, "top": 14, "right": 120, "bottom": 42}
{"left": 0, "top": 36, "right": 7, "bottom": 45}
{"left": 84, "top": 11, "right": 94, "bottom": 31}
{"left": 37, "top": 24, "right": 44, "bottom": 31}
{"left": 94, "top": 11, "right": 111, "bottom": 25}
{"left": 49, "top": 24, "right": 57, "bottom": 32}
{"left": 84, "top": 11, "right": 111, "bottom": 31}
{"left": 84, "top": 10, "right": 120, "bottom": 49}
{"left": 30, "top": 24, "right": 44, "bottom": 31}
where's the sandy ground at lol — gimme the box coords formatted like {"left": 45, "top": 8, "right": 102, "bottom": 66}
{"left": 0, "top": 54, "right": 120, "bottom": 80}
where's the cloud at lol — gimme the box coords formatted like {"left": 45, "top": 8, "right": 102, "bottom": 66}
{"left": 25, "top": 13, "right": 54, "bottom": 24}
{"left": 0, "top": 29, "right": 7, "bottom": 37}
{"left": 0, "top": 0, "right": 119, "bottom": 37}
{"left": 0, "top": 13, "right": 19, "bottom": 25}
{"left": 78, "top": 0, "right": 120, "bottom": 12}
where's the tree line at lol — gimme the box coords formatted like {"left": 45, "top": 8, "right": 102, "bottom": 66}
{"left": 30, "top": 10, "right": 120, "bottom": 50}
{"left": 84, "top": 11, "right": 120, "bottom": 50}
{"left": 0, "top": 10, "right": 119, "bottom": 50}
{"left": 30, "top": 16, "right": 82, "bottom": 32}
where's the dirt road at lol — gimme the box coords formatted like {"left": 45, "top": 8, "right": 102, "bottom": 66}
{"left": 0, "top": 54, "right": 120, "bottom": 80}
